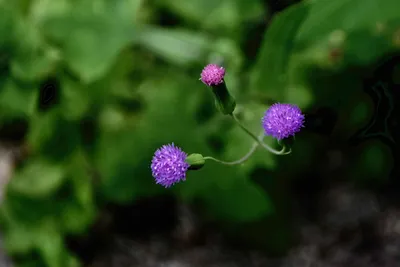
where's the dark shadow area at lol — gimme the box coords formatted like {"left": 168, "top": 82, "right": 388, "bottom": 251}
{"left": 37, "top": 77, "right": 60, "bottom": 112}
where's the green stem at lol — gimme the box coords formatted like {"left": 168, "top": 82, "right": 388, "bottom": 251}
{"left": 230, "top": 114, "right": 291, "bottom": 155}
{"left": 203, "top": 141, "right": 259, "bottom": 165}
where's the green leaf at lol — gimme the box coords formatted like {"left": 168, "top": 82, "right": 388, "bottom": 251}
{"left": 177, "top": 153, "right": 274, "bottom": 222}
{"left": 11, "top": 49, "right": 57, "bottom": 82}
{"left": 1, "top": 206, "right": 36, "bottom": 254}
{"left": 95, "top": 129, "right": 162, "bottom": 203}
{"left": 4, "top": 155, "right": 95, "bottom": 235}
{"left": 291, "top": 0, "right": 400, "bottom": 70}
{"left": 35, "top": 220, "right": 63, "bottom": 267}
{"left": 343, "top": 19, "right": 400, "bottom": 65}
{"left": 159, "top": 0, "right": 264, "bottom": 30}
{"left": 3, "top": 222, "right": 35, "bottom": 254}
{"left": 27, "top": 111, "right": 81, "bottom": 161}
{"left": 60, "top": 153, "right": 95, "bottom": 234}
{"left": 296, "top": 0, "right": 400, "bottom": 44}
{"left": 0, "top": 4, "right": 17, "bottom": 50}
{"left": 0, "top": 79, "right": 37, "bottom": 119}
{"left": 40, "top": 3, "right": 136, "bottom": 83}
{"left": 138, "top": 26, "right": 212, "bottom": 66}
{"left": 35, "top": 220, "right": 80, "bottom": 267}
{"left": 251, "top": 0, "right": 400, "bottom": 114}
{"left": 29, "top": 0, "right": 73, "bottom": 22}
{"left": 60, "top": 77, "right": 90, "bottom": 121}
{"left": 59, "top": 199, "right": 94, "bottom": 234}
{"left": 250, "top": 2, "right": 310, "bottom": 101}
{"left": 10, "top": 18, "right": 58, "bottom": 81}
{"left": 202, "top": 173, "right": 274, "bottom": 222}
{"left": 9, "top": 159, "right": 66, "bottom": 198}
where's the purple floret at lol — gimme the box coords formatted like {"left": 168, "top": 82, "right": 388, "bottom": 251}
{"left": 262, "top": 103, "right": 305, "bottom": 140}
{"left": 200, "top": 64, "right": 225, "bottom": 86}
{"left": 151, "top": 143, "right": 190, "bottom": 188}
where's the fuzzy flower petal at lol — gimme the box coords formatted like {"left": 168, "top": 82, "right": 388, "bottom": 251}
{"left": 262, "top": 103, "right": 305, "bottom": 140}
{"left": 151, "top": 143, "right": 190, "bottom": 188}
{"left": 200, "top": 64, "right": 225, "bottom": 86}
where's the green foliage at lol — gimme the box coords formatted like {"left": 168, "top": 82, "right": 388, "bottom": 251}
{"left": 0, "top": 0, "right": 398, "bottom": 266}
{"left": 40, "top": 1, "right": 138, "bottom": 83}
{"left": 157, "top": 0, "right": 264, "bottom": 33}
{"left": 252, "top": 0, "right": 400, "bottom": 107}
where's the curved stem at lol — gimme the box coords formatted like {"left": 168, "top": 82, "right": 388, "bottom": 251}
{"left": 258, "top": 135, "right": 291, "bottom": 155}
{"left": 204, "top": 141, "right": 259, "bottom": 165}
{"left": 230, "top": 114, "right": 291, "bottom": 155}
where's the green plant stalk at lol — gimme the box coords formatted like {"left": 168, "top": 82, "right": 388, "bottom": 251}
{"left": 203, "top": 140, "right": 259, "bottom": 165}
{"left": 230, "top": 114, "right": 291, "bottom": 155}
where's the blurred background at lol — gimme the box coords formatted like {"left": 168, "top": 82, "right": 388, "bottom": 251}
{"left": 0, "top": 0, "right": 399, "bottom": 266}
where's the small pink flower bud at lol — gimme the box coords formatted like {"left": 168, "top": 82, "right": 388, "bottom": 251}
{"left": 200, "top": 64, "right": 225, "bottom": 86}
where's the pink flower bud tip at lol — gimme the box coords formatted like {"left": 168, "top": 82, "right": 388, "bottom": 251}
{"left": 200, "top": 64, "right": 225, "bottom": 86}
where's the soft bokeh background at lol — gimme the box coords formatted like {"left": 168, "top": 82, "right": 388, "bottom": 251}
{"left": 0, "top": 0, "right": 399, "bottom": 266}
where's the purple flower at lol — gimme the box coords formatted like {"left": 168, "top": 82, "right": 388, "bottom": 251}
{"left": 151, "top": 143, "right": 190, "bottom": 188}
{"left": 262, "top": 103, "right": 305, "bottom": 140}
{"left": 200, "top": 64, "right": 225, "bottom": 86}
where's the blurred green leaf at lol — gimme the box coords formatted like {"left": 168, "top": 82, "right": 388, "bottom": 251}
{"left": 95, "top": 128, "right": 163, "bottom": 202}
{"left": 1, "top": 153, "right": 93, "bottom": 266}
{"left": 0, "top": 4, "right": 17, "bottom": 49}
{"left": 159, "top": 0, "right": 264, "bottom": 30}
{"left": 202, "top": 173, "right": 274, "bottom": 222}
{"left": 36, "top": 220, "right": 63, "bottom": 267}
{"left": 177, "top": 154, "right": 275, "bottom": 222}
{"left": 293, "top": 0, "right": 400, "bottom": 69}
{"left": 60, "top": 198, "right": 94, "bottom": 234}
{"left": 211, "top": 38, "right": 244, "bottom": 72}
{"left": 250, "top": 2, "right": 310, "bottom": 101}
{"left": 29, "top": 0, "right": 73, "bottom": 22}
{"left": 60, "top": 152, "right": 95, "bottom": 234}
{"left": 0, "top": 79, "right": 37, "bottom": 119}
{"left": 27, "top": 111, "right": 81, "bottom": 160}
{"left": 343, "top": 19, "right": 400, "bottom": 65}
{"left": 252, "top": 0, "right": 400, "bottom": 112}
{"left": 40, "top": 2, "right": 136, "bottom": 83}
{"left": 11, "top": 49, "right": 57, "bottom": 82}
{"left": 3, "top": 222, "right": 35, "bottom": 254}
{"left": 9, "top": 159, "right": 65, "bottom": 198}
{"left": 1, "top": 206, "right": 35, "bottom": 254}
{"left": 138, "top": 26, "right": 212, "bottom": 65}
{"left": 60, "top": 77, "right": 90, "bottom": 121}
{"left": 10, "top": 18, "right": 58, "bottom": 81}
{"left": 296, "top": 0, "right": 400, "bottom": 44}
{"left": 36, "top": 220, "right": 80, "bottom": 267}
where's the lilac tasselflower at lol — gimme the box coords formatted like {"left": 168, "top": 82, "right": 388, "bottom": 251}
{"left": 151, "top": 143, "right": 190, "bottom": 188}
{"left": 262, "top": 103, "right": 305, "bottom": 140}
{"left": 200, "top": 64, "right": 225, "bottom": 86}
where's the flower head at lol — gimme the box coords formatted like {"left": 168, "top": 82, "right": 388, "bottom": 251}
{"left": 262, "top": 103, "right": 305, "bottom": 140}
{"left": 200, "top": 64, "right": 225, "bottom": 86}
{"left": 151, "top": 143, "right": 190, "bottom": 188}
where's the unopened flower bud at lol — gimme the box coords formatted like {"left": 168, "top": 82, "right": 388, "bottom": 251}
{"left": 186, "top": 153, "right": 205, "bottom": 170}
{"left": 200, "top": 64, "right": 236, "bottom": 115}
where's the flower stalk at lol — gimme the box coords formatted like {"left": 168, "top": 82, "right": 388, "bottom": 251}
{"left": 200, "top": 64, "right": 236, "bottom": 115}
{"left": 150, "top": 65, "right": 306, "bottom": 188}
